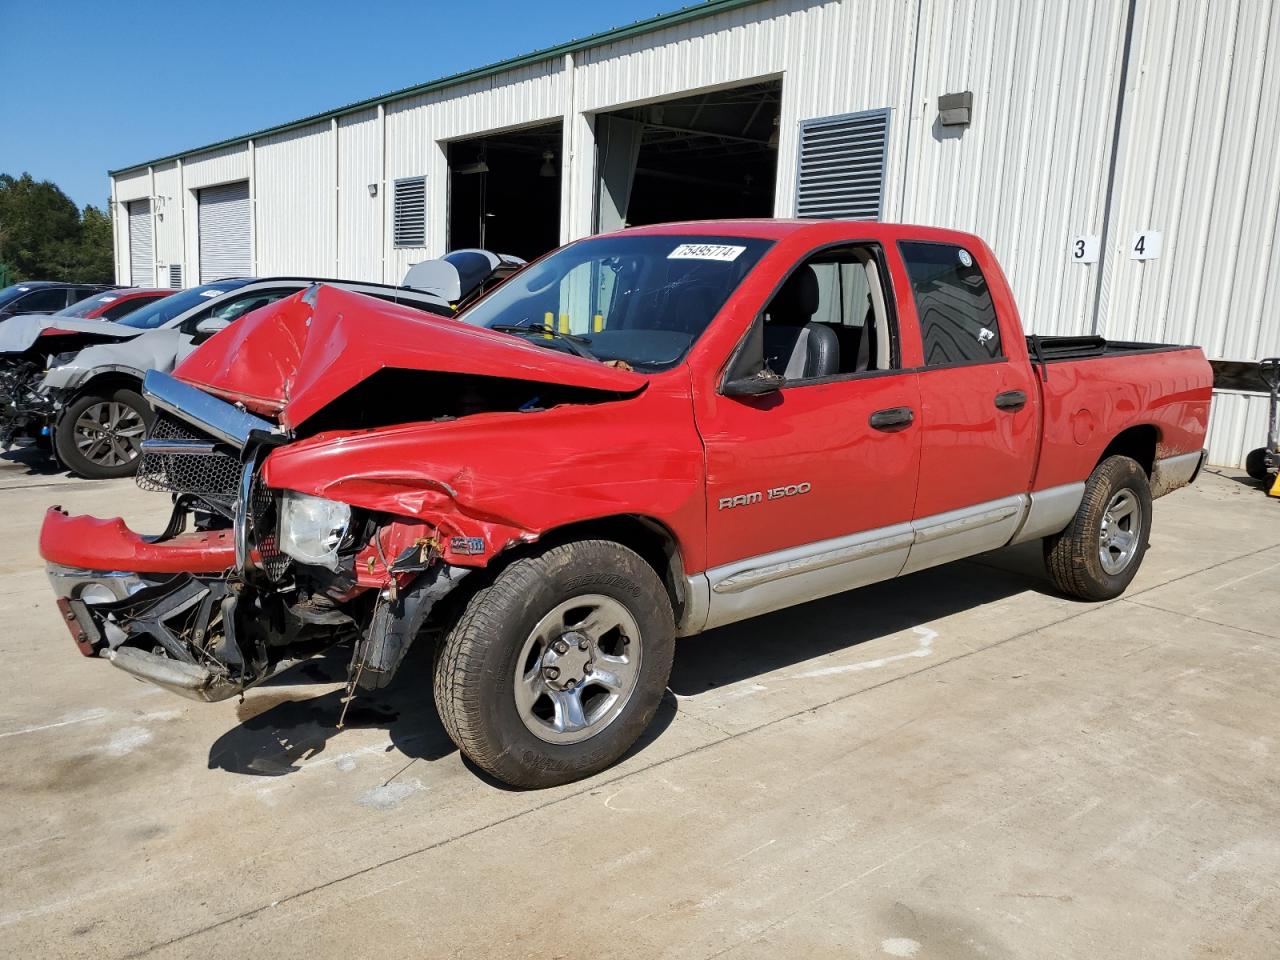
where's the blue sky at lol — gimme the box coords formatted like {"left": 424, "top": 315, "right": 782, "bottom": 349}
{"left": 0, "top": 0, "right": 696, "bottom": 210}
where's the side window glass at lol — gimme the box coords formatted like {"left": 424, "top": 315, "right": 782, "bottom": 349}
{"left": 16, "top": 288, "right": 68, "bottom": 313}
{"left": 899, "top": 241, "right": 1001, "bottom": 366}
{"left": 761, "top": 246, "right": 894, "bottom": 382}
{"left": 210, "top": 290, "right": 288, "bottom": 323}
{"left": 102, "top": 299, "right": 145, "bottom": 321}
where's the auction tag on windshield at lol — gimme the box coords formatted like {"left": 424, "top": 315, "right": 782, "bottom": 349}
{"left": 668, "top": 243, "right": 746, "bottom": 262}
{"left": 98, "top": 295, "right": 118, "bottom": 302}
{"left": 199, "top": 290, "right": 221, "bottom": 298}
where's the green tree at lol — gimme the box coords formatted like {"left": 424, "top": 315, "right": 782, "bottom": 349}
{"left": 0, "top": 173, "right": 115, "bottom": 284}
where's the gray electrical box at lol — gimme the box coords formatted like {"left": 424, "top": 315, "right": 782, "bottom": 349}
{"left": 938, "top": 91, "right": 973, "bottom": 126}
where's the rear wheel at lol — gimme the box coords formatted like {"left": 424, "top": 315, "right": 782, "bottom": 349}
{"left": 1044, "top": 455, "right": 1152, "bottom": 601}
{"left": 55, "top": 387, "right": 153, "bottom": 479}
{"left": 433, "top": 539, "right": 675, "bottom": 788}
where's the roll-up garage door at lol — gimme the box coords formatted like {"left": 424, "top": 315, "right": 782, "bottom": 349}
{"left": 198, "top": 181, "right": 251, "bottom": 282}
{"left": 127, "top": 200, "right": 154, "bottom": 286}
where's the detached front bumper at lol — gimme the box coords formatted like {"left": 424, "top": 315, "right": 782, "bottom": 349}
{"left": 41, "top": 507, "right": 250, "bottom": 700}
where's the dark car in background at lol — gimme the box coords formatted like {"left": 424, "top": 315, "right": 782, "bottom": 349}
{"left": 0, "top": 282, "right": 118, "bottom": 321}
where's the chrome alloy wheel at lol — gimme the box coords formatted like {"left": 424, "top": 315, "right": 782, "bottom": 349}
{"left": 1098, "top": 489, "right": 1142, "bottom": 575}
{"left": 513, "top": 594, "right": 642, "bottom": 745}
{"left": 74, "top": 401, "right": 145, "bottom": 468}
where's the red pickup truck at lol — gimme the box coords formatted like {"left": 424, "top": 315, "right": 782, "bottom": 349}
{"left": 40, "top": 221, "right": 1212, "bottom": 787}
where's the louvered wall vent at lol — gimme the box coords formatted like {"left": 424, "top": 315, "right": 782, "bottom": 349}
{"left": 796, "top": 109, "right": 890, "bottom": 220}
{"left": 393, "top": 176, "right": 427, "bottom": 248}
{"left": 168, "top": 264, "right": 183, "bottom": 288}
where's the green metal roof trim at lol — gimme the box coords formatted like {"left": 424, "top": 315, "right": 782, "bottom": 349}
{"left": 109, "top": 0, "right": 766, "bottom": 177}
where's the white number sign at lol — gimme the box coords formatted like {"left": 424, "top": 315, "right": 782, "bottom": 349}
{"left": 1070, "top": 235, "right": 1100, "bottom": 264}
{"left": 1130, "top": 230, "right": 1162, "bottom": 261}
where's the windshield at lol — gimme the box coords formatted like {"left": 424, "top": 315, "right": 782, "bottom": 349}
{"left": 457, "top": 234, "right": 773, "bottom": 370}
{"left": 117, "top": 280, "right": 251, "bottom": 330}
{"left": 56, "top": 292, "right": 122, "bottom": 318}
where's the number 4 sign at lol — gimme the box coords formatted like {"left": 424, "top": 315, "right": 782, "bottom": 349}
{"left": 1130, "top": 230, "right": 1162, "bottom": 260}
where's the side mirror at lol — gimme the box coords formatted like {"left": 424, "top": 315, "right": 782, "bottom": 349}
{"left": 723, "top": 369, "right": 785, "bottom": 397}
{"left": 721, "top": 313, "right": 784, "bottom": 397}
{"left": 194, "top": 317, "right": 230, "bottom": 337}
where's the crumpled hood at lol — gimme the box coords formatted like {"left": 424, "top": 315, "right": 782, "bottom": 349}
{"left": 0, "top": 314, "right": 142, "bottom": 354}
{"left": 174, "top": 284, "right": 647, "bottom": 431}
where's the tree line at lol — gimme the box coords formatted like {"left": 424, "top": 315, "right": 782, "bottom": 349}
{"left": 0, "top": 173, "right": 114, "bottom": 284}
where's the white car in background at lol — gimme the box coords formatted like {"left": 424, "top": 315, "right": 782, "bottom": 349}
{"left": 41, "top": 251, "right": 524, "bottom": 478}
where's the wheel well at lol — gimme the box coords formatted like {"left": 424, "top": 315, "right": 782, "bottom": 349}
{"left": 72, "top": 372, "right": 144, "bottom": 405}
{"left": 1098, "top": 425, "right": 1158, "bottom": 475}
{"left": 423, "top": 514, "right": 688, "bottom": 637}
{"left": 530, "top": 515, "right": 688, "bottom": 619}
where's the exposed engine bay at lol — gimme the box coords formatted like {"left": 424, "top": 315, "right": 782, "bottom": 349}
{"left": 0, "top": 335, "right": 106, "bottom": 446}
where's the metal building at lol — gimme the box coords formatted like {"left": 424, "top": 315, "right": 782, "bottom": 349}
{"left": 108, "top": 0, "right": 1279, "bottom": 467}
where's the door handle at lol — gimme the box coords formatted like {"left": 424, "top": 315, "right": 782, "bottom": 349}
{"left": 994, "top": 390, "right": 1027, "bottom": 411}
{"left": 869, "top": 406, "right": 915, "bottom": 431}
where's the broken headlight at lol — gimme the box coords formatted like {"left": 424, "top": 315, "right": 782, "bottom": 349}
{"left": 278, "top": 492, "right": 351, "bottom": 571}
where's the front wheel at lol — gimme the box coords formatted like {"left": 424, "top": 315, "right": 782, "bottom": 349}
{"left": 1044, "top": 454, "right": 1152, "bottom": 601}
{"left": 433, "top": 539, "right": 675, "bottom": 788}
{"left": 54, "top": 387, "right": 153, "bottom": 479}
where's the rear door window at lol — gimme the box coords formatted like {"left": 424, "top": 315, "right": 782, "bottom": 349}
{"left": 899, "top": 241, "right": 1002, "bottom": 366}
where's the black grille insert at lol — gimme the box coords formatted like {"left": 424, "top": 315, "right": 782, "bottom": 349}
{"left": 136, "top": 413, "right": 241, "bottom": 507}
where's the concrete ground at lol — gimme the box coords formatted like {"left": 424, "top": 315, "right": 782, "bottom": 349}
{"left": 1, "top": 447, "right": 1278, "bottom": 960}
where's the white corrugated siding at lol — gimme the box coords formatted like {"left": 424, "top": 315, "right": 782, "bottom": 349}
{"left": 114, "top": 169, "right": 149, "bottom": 202}
{"left": 151, "top": 162, "right": 183, "bottom": 273}
{"left": 337, "top": 110, "right": 382, "bottom": 281}
{"left": 1099, "top": 0, "right": 1273, "bottom": 352}
{"left": 1206, "top": 390, "right": 1274, "bottom": 468}
{"left": 254, "top": 123, "right": 336, "bottom": 275}
{"left": 183, "top": 144, "right": 250, "bottom": 189}
{"left": 900, "top": 0, "right": 1130, "bottom": 338}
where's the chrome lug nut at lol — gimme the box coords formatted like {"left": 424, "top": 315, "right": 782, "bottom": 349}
{"left": 544, "top": 666, "right": 560, "bottom": 680}
{"left": 578, "top": 639, "right": 589, "bottom": 651}
{"left": 553, "top": 639, "right": 569, "bottom": 655}
{"left": 583, "top": 664, "right": 593, "bottom": 675}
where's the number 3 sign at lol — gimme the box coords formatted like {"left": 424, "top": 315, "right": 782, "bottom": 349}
{"left": 1070, "top": 235, "right": 1100, "bottom": 263}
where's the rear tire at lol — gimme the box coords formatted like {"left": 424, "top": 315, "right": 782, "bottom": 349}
{"left": 433, "top": 539, "right": 675, "bottom": 788}
{"left": 1044, "top": 455, "right": 1152, "bottom": 601}
{"left": 55, "top": 386, "right": 153, "bottom": 479}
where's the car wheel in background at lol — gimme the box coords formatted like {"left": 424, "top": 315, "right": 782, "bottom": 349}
{"left": 55, "top": 387, "right": 154, "bottom": 479}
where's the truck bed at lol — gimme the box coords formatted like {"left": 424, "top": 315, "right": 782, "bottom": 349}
{"left": 1026, "top": 335, "right": 1197, "bottom": 363}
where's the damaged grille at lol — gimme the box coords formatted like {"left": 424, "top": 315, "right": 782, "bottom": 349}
{"left": 250, "top": 472, "right": 288, "bottom": 581}
{"left": 136, "top": 413, "right": 242, "bottom": 509}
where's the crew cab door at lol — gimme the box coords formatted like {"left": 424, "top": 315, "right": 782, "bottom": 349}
{"left": 696, "top": 244, "right": 922, "bottom": 630}
{"left": 896, "top": 240, "right": 1039, "bottom": 574}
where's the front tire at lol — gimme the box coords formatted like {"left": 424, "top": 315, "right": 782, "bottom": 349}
{"left": 1044, "top": 455, "right": 1152, "bottom": 601}
{"left": 433, "top": 539, "right": 675, "bottom": 788}
{"left": 55, "top": 387, "right": 153, "bottom": 479}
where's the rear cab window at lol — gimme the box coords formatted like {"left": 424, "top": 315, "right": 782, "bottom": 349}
{"left": 898, "top": 241, "right": 1002, "bottom": 367}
